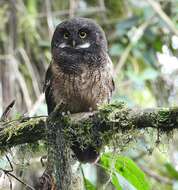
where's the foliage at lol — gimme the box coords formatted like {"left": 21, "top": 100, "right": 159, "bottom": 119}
{"left": 101, "top": 154, "right": 150, "bottom": 190}
{"left": 84, "top": 177, "right": 97, "bottom": 190}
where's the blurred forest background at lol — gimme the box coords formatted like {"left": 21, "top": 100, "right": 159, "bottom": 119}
{"left": 0, "top": 0, "right": 178, "bottom": 190}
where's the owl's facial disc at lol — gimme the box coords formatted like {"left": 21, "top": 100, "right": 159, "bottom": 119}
{"left": 52, "top": 18, "right": 108, "bottom": 54}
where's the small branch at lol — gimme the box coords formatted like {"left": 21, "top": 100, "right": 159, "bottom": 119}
{"left": 18, "top": 48, "right": 41, "bottom": 98}
{"left": 0, "top": 155, "right": 35, "bottom": 190}
{"left": 6, "top": 172, "right": 35, "bottom": 190}
{"left": 10, "top": 56, "right": 32, "bottom": 111}
{"left": 114, "top": 18, "right": 153, "bottom": 76}
{"left": 1, "top": 100, "right": 15, "bottom": 121}
{"left": 0, "top": 117, "right": 46, "bottom": 150}
{"left": 45, "top": 0, "right": 54, "bottom": 39}
{"left": 69, "top": 0, "right": 79, "bottom": 18}
{"left": 146, "top": 0, "right": 178, "bottom": 35}
{"left": 140, "top": 165, "right": 173, "bottom": 185}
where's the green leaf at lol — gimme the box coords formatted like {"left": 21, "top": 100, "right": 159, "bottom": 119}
{"left": 101, "top": 154, "right": 150, "bottom": 190}
{"left": 165, "top": 163, "right": 178, "bottom": 179}
{"left": 115, "top": 173, "right": 137, "bottom": 190}
{"left": 84, "top": 178, "right": 96, "bottom": 190}
{"left": 112, "top": 174, "right": 124, "bottom": 190}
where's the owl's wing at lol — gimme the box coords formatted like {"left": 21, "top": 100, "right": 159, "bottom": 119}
{"left": 43, "top": 64, "right": 56, "bottom": 114}
{"left": 107, "top": 54, "right": 115, "bottom": 99}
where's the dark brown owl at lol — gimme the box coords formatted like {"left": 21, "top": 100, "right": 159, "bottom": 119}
{"left": 44, "top": 17, "right": 114, "bottom": 163}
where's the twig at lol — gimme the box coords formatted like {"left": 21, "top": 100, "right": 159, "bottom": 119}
{"left": 140, "top": 165, "right": 173, "bottom": 185}
{"left": 6, "top": 172, "right": 35, "bottom": 190}
{"left": 18, "top": 48, "right": 41, "bottom": 98}
{"left": 102, "top": 152, "right": 118, "bottom": 190}
{"left": 0, "top": 155, "right": 36, "bottom": 190}
{"left": 5, "top": 155, "right": 13, "bottom": 173}
{"left": 114, "top": 43, "right": 132, "bottom": 77}
{"left": 10, "top": 56, "right": 32, "bottom": 111}
{"left": 45, "top": 0, "right": 54, "bottom": 39}
{"left": 69, "top": 0, "right": 75, "bottom": 18}
{"left": 1, "top": 100, "right": 15, "bottom": 121}
{"left": 98, "top": 0, "right": 106, "bottom": 20}
{"left": 114, "top": 18, "right": 153, "bottom": 76}
{"left": 146, "top": 0, "right": 178, "bottom": 35}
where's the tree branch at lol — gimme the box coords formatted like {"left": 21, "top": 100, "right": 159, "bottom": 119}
{"left": 0, "top": 102, "right": 177, "bottom": 152}
{"left": 0, "top": 117, "right": 46, "bottom": 150}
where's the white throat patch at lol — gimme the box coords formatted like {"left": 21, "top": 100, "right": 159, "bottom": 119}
{"left": 76, "top": 42, "right": 91, "bottom": 49}
{"left": 58, "top": 42, "right": 91, "bottom": 49}
{"left": 59, "top": 43, "right": 70, "bottom": 48}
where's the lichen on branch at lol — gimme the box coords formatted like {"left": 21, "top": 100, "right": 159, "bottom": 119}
{"left": 0, "top": 102, "right": 178, "bottom": 152}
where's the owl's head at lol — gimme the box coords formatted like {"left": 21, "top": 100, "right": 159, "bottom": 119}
{"left": 51, "top": 17, "right": 107, "bottom": 53}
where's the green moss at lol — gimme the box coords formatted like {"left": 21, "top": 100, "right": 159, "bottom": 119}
{"left": 58, "top": 102, "right": 137, "bottom": 152}
{"left": 99, "top": 101, "right": 125, "bottom": 114}
{"left": 1, "top": 103, "right": 178, "bottom": 157}
{"left": 0, "top": 118, "right": 46, "bottom": 150}
{"left": 156, "top": 109, "right": 176, "bottom": 132}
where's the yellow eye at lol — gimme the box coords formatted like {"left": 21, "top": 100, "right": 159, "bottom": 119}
{"left": 79, "top": 31, "right": 87, "bottom": 39}
{"left": 64, "top": 32, "right": 69, "bottom": 39}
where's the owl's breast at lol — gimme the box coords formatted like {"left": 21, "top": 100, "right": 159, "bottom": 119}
{"left": 52, "top": 64, "right": 113, "bottom": 113}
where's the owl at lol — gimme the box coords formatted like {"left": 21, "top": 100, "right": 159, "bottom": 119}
{"left": 44, "top": 17, "right": 114, "bottom": 163}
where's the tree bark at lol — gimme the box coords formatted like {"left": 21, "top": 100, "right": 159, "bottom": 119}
{"left": 46, "top": 108, "right": 73, "bottom": 190}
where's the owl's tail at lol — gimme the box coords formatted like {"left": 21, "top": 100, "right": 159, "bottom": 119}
{"left": 72, "top": 144, "right": 99, "bottom": 163}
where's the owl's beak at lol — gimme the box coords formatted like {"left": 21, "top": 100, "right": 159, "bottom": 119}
{"left": 72, "top": 40, "right": 76, "bottom": 48}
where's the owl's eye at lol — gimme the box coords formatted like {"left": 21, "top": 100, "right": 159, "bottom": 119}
{"left": 64, "top": 32, "right": 70, "bottom": 39}
{"left": 79, "top": 31, "right": 87, "bottom": 39}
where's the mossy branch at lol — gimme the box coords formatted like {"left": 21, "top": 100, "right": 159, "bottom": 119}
{"left": 0, "top": 102, "right": 178, "bottom": 151}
